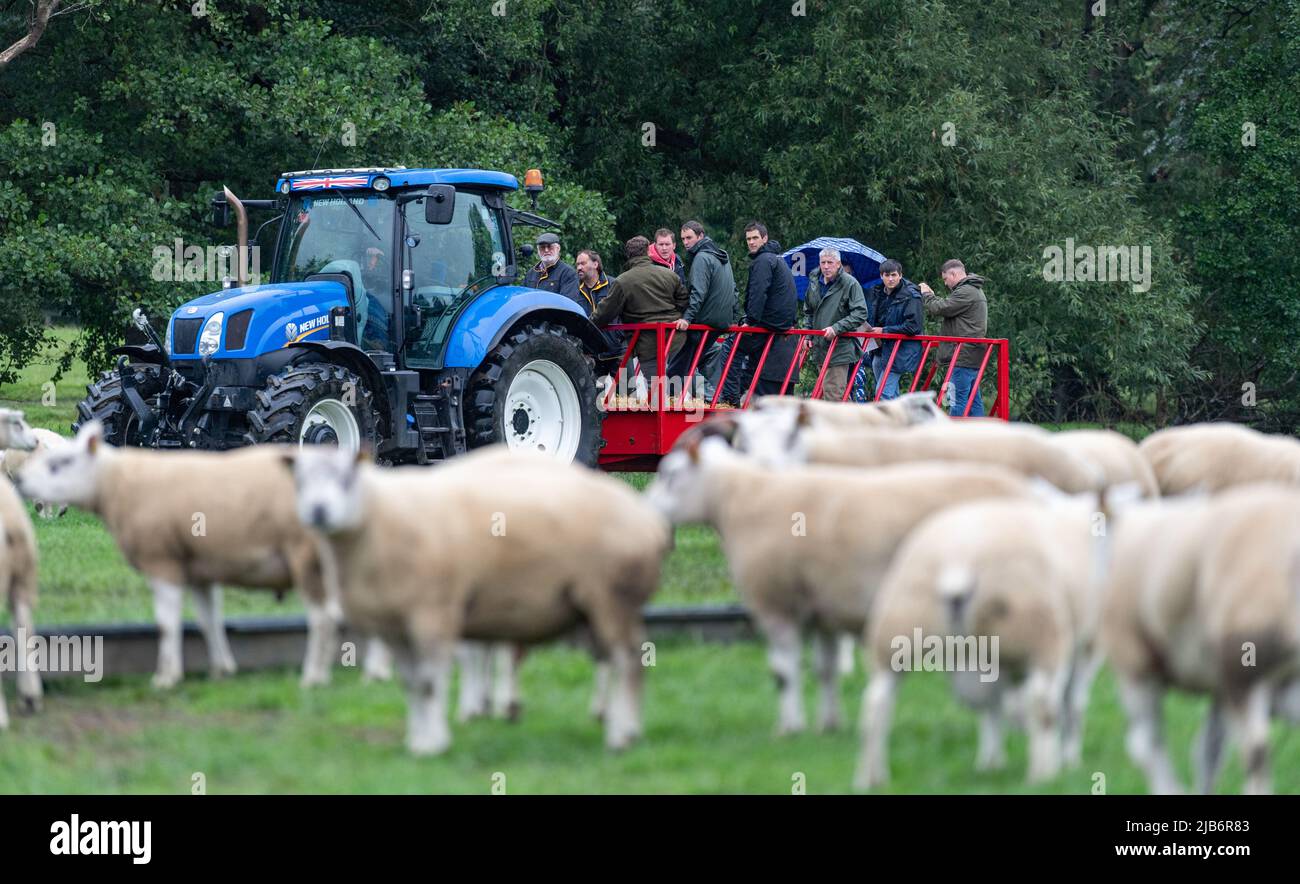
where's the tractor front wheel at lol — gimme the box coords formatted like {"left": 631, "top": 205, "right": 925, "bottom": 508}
{"left": 73, "top": 366, "right": 158, "bottom": 445}
{"left": 244, "top": 362, "right": 379, "bottom": 454}
{"left": 467, "top": 322, "right": 602, "bottom": 466}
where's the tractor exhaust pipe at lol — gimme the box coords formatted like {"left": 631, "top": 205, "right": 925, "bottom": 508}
{"left": 223, "top": 185, "right": 249, "bottom": 287}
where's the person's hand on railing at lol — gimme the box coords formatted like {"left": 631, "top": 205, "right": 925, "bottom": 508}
{"left": 821, "top": 327, "right": 836, "bottom": 339}
{"left": 674, "top": 318, "right": 689, "bottom": 331}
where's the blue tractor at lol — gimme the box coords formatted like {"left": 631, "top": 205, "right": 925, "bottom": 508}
{"left": 76, "top": 167, "right": 609, "bottom": 465}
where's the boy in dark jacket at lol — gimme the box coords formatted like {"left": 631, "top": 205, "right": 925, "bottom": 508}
{"left": 863, "top": 258, "right": 923, "bottom": 400}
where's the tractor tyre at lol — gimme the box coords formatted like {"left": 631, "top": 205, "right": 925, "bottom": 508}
{"left": 467, "top": 321, "right": 603, "bottom": 466}
{"left": 243, "top": 362, "right": 379, "bottom": 454}
{"left": 73, "top": 366, "right": 159, "bottom": 446}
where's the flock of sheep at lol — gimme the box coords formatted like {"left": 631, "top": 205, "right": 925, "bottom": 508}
{"left": 1, "top": 395, "right": 1299, "bottom": 794}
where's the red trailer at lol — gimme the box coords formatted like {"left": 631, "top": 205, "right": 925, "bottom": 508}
{"left": 597, "top": 322, "right": 1010, "bottom": 471}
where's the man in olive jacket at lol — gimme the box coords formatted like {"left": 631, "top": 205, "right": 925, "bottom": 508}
{"left": 592, "top": 235, "right": 690, "bottom": 381}
{"left": 919, "top": 259, "right": 988, "bottom": 416}
{"left": 803, "top": 248, "right": 869, "bottom": 401}
{"left": 675, "top": 221, "right": 739, "bottom": 399}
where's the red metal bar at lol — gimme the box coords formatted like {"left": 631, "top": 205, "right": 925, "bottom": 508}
{"left": 604, "top": 328, "right": 641, "bottom": 410}
{"left": 909, "top": 342, "right": 935, "bottom": 393}
{"left": 874, "top": 338, "right": 901, "bottom": 401}
{"left": 778, "top": 332, "right": 811, "bottom": 396}
{"left": 809, "top": 339, "right": 837, "bottom": 399}
{"left": 937, "top": 343, "right": 963, "bottom": 409}
{"left": 996, "top": 340, "right": 1010, "bottom": 419}
{"left": 841, "top": 338, "right": 874, "bottom": 402}
{"left": 962, "top": 342, "right": 996, "bottom": 417}
{"left": 710, "top": 331, "right": 744, "bottom": 408}
{"left": 743, "top": 332, "right": 777, "bottom": 407}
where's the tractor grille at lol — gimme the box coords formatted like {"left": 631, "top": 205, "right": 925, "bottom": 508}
{"left": 172, "top": 318, "right": 202, "bottom": 354}
{"left": 225, "top": 310, "right": 253, "bottom": 351}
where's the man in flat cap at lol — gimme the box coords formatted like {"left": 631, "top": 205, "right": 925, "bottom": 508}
{"left": 523, "top": 231, "right": 582, "bottom": 310}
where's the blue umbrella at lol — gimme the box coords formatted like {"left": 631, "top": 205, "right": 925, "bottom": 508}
{"left": 781, "top": 237, "right": 887, "bottom": 301}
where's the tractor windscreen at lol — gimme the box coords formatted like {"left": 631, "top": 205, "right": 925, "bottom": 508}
{"left": 275, "top": 193, "right": 396, "bottom": 351}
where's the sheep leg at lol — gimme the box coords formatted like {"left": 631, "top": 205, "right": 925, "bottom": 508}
{"left": 189, "top": 584, "right": 237, "bottom": 679}
{"left": 489, "top": 642, "right": 523, "bottom": 721}
{"left": 11, "top": 595, "right": 43, "bottom": 712}
{"left": 299, "top": 599, "right": 334, "bottom": 688}
{"left": 976, "top": 708, "right": 1007, "bottom": 771}
{"left": 1227, "top": 683, "right": 1273, "bottom": 795}
{"left": 1024, "top": 668, "right": 1064, "bottom": 783}
{"left": 362, "top": 637, "right": 393, "bottom": 683}
{"left": 836, "top": 633, "right": 856, "bottom": 676}
{"left": 761, "top": 618, "right": 806, "bottom": 736}
{"left": 1062, "top": 649, "right": 1103, "bottom": 767}
{"left": 1192, "top": 699, "right": 1227, "bottom": 795}
{"left": 812, "top": 630, "right": 843, "bottom": 732}
{"left": 150, "top": 579, "right": 185, "bottom": 689}
{"left": 603, "top": 644, "right": 643, "bottom": 750}
{"left": 455, "top": 642, "right": 490, "bottom": 722}
{"left": 1116, "top": 675, "right": 1182, "bottom": 794}
{"left": 397, "top": 640, "right": 455, "bottom": 757}
{"left": 854, "top": 669, "right": 899, "bottom": 790}
{"left": 589, "top": 658, "right": 611, "bottom": 721}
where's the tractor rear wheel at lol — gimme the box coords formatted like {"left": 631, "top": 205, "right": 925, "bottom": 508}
{"left": 244, "top": 362, "right": 379, "bottom": 454}
{"left": 73, "top": 366, "right": 158, "bottom": 445}
{"left": 467, "top": 321, "right": 602, "bottom": 466}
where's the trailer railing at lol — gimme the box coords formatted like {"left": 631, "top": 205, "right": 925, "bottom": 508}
{"left": 596, "top": 323, "right": 1010, "bottom": 469}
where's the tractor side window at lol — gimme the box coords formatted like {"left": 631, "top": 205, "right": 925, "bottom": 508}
{"left": 404, "top": 192, "right": 505, "bottom": 366}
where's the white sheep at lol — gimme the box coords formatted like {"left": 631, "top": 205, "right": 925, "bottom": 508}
{"left": 857, "top": 492, "right": 1114, "bottom": 789}
{"left": 2, "top": 427, "right": 71, "bottom": 518}
{"left": 285, "top": 444, "right": 671, "bottom": 756}
{"left": 1103, "top": 483, "right": 1300, "bottom": 794}
{"left": 729, "top": 405, "right": 1103, "bottom": 492}
{"left": 0, "top": 409, "right": 41, "bottom": 726}
{"left": 14, "top": 422, "right": 334, "bottom": 689}
{"left": 645, "top": 434, "right": 1034, "bottom": 735}
{"left": 1138, "top": 422, "right": 1300, "bottom": 495}
{"left": 752, "top": 390, "right": 946, "bottom": 429}
{"left": 1049, "top": 429, "right": 1159, "bottom": 498}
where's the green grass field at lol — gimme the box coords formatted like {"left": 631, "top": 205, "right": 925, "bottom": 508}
{"left": 7, "top": 329, "right": 1271, "bottom": 796}
{"left": 3, "top": 638, "right": 1294, "bottom": 794}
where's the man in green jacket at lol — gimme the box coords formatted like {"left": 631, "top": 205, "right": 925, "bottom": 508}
{"left": 592, "top": 235, "right": 690, "bottom": 383}
{"left": 675, "top": 220, "right": 739, "bottom": 399}
{"left": 802, "top": 248, "right": 869, "bottom": 401}
{"left": 919, "top": 259, "right": 988, "bottom": 416}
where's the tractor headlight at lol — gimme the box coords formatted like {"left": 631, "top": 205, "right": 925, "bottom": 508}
{"left": 198, "top": 312, "right": 225, "bottom": 357}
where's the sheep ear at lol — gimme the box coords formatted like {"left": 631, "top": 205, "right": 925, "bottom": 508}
{"left": 355, "top": 444, "right": 372, "bottom": 466}
{"left": 80, "top": 420, "right": 104, "bottom": 456}
{"left": 795, "top": 402, "right": 812, "bottom": 427}
{"left": 278, "top": 449, "right": 297, "bottom": 472}
{"left": 686, "top": 433, "right": 701, "bottom": 464}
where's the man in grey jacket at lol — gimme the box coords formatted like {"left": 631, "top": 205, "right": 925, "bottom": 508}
{"left": 674, "top": 220, "right": 739, "bottom": 398}
{"left": 802, "top": 248, "right": 869, "bottom": 401}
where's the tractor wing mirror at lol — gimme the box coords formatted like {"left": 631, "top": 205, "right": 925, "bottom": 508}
{"left": 424, "top": 185, "right": 455, "bottom": 225}
{"left": 211, "top": 191, "right": 230, "bottom": 228}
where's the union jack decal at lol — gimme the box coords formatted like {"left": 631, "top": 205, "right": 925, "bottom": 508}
{"left": 290, "top": 175, "right": 370, "bottom": 191}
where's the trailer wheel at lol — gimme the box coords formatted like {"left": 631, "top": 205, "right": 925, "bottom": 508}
{"left": 73, "top": 366, "right": 158, "bottom": 445}
{"left": 468, "top": 321, "right": 602, "bottom": 466}
{"left": 244, "top": 362, "right": 378, "bottom": 454}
